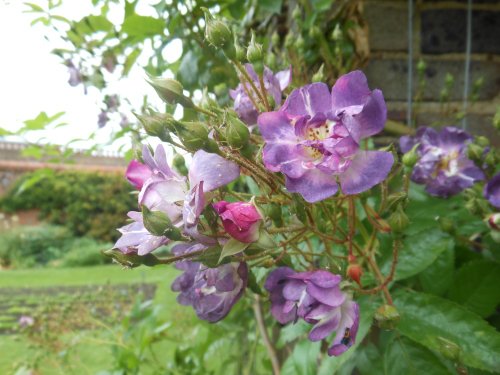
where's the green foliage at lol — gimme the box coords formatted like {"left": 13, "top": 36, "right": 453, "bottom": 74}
{"left": 394, "top": 290, "right": 500, "bottom": 373}
{"left": 1, "top": 169, "right": 136, "bottom": 241}
{"left": 0, "top": 225, "right": 111, "bottom": 268}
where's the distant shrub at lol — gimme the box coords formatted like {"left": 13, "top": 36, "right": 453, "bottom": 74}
{"left": 0, "top": 169, "right": 136, "bottom": 241}
{"left": 0, "top": 225, "right": 111, "bottom": 268}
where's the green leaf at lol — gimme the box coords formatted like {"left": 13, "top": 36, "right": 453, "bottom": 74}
{"left": 258, "top": 0, "right": 282, "bottom": 14}
{"left": 22, "top": 111, "right": 65, "bottom": 131}
{"left": 419, "top": 247, "right": 454, "bottom": 295}
{"left": 24, "top": 2, "right": 44, "bottom": 12}
{"left": 123, "top": 49, "right": 141, "bottom": 76}
{"left": 219, "top": 238, "right": 249, "bottom": 262}
{"left": 384, "top": 337, "right": 452, "bottom": 375}
{"left": 318, "top": 296, "right": 378, "bottom": 374}
{"left": 394, "top": 290, "right": 500, "bottom": 372}
{"left": 86, "top": 15, "right": 113, "bottom": 32}
{"left": 277, "top": 320, "right": 310, "bottom": 349}
{"left": 448, "top": 260, "right": 500, "bottom": 317}
{"left": 122, "top": 15, "right": 164, "bottom": 38}
{"left": 380, "top": 229, "right": 453, "bottom": 281}
{"left": 281, "top": 340, "right": 321, "bottom": 375}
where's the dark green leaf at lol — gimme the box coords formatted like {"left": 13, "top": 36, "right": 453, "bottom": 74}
{"left": 258, "top": 0, "right": 282, "bottom": 14}
{"left": 448, "top": 260, "right": 500, "bottom": 317}
{"left": 380, "top": 229, "right": 453, "bottom": 281}
{"left": 419, "top": 247, "right": 454, "bottom": 295}
{"left": 394, "top": 290, "right": 500, "bottom": 372}
{"left": 384, "top": 337, "right": 452, "bottom": 375}
{"left": 219, "top": 238, "right": 249, "bottom": 262}
{"left": 122, "top": 15, "right": 165, "bottom": 38}
{"left": 277, "top": 320, "right": 310, "bottom": 349}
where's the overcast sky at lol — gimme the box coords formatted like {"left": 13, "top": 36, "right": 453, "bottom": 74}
{"left": 0, "top": 1, "right": 181, "bottom": 152}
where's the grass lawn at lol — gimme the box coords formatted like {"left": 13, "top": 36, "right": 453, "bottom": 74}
{"left": 0, "top": 265, "right": 188, "bottom": 375}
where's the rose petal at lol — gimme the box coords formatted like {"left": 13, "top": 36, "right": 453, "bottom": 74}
{"left": 281, "top": 83, "right": 332, "bottom": 117}
{"left": 189, "top": 150, "right": 240, "bottom": 192}
{"left": 285, "top": 169, "right": 339, "bottom": 203}
{"left": 339, "top": 151, "right": 394, "bottom": 195}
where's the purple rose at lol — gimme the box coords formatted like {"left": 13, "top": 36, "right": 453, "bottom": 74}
{"left": 265, "top": 267, "right": 359, "bottom": 356}
{"left": 258, "top": 70, "right": 393, "bottom": 203}
{"left": 171, "top": 244, "right": 248, "bottom": 322}
{"left": 400, "top": 126, "right": 484, "bottom": 197}
{"left": 484, "top": 173, "right": 500, "bottom": 208}
{"left": 230, "top": 64, "right": 291, "bottom": 126}
{"left": 213, "top": 201, "right": 262, "bottom": 243}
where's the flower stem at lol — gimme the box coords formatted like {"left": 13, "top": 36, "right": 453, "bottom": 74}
{"left": 253, "top": 295, "right": 281, "bottom": 375}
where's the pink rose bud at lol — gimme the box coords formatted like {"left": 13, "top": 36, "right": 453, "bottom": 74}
{"left": 126, "top": 160, "right": 152, "bottom": 190}
{"left": 213, "top": 201, "right": 262, "bottom": 243}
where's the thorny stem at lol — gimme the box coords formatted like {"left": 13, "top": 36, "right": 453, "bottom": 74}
{"left": 258, "top": 73, "right": 272, "bottom": 111}
{"left": 253, "top": 295, "right": 281, "bottom": 375}
{"left": 233, "top": 61, "right": 269, "bottom": 107}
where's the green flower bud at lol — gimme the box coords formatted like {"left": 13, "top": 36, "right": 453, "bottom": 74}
{"left": 102, "top": 249, "right": 160, "bottom": 268}
{"left": 388, "top": 204, "right": 409, "bottom": 233}
{"left": 271, "top": 31, "right": 280, "bottom": 46}
{"left": 484, "top": 149, "right": 498, "bottom": 168}
{"left": 312, "top": 64, "right": 325, "bottom": 83}
{"left": 438, "top": 217, "right": 455, "bottom": 234}
{"left": 284, "top": 33, "right": 294, "bottom": 49}
{"left": 295, "top": 35, "right": 305, "bottom": 53}
{"left": 385, "top": 192, "right": 408, "bottom": 212}
{"left": 226, "top": 113, "right": 250, "bottom": 148}
{"left": 331, "top": 24, "right": 342, "bottom": 41}
{"left": 292, "top": 6, "right": 301, "bottom": 22}
{"left": 265, "top": 53, "right": 277, "bottom": 70}
{"left": 173, "top": 153, "right": 188, "bottom": 176}
{"left": 476, "top": 136, "right": 489, "bottom": 147}
{"left": 467, "top": 143, "right": 484, "bottom": 161}
{"left": 465, "top": 198, "right": 482, "bottom": 215}
{"left": 234, "top": 36, "right": 246, "bottom": 62}
{"left": 247, "top": 31, "right": 263, "bottom": 64}
{"left": 146, "top": 76, "right": 194, "bottom": 108}
{"left": 202, "top": 8, "right": 232, "bottom": 50}
{"left": 493, "top": 107, "right": 500, "bottom": 131}
{"left": 176, "top": 122, "right": 210, "bottom": 152}
{"left": 436, "top": 337, "right": 462, "bottom": 361}
{"left": 142, "top": 206, "right": 183, "bottom": 240}
{"left": 402, "top": 143, "right": 419, "bottom": 168}
{"left": 134, "top": 112, "right": 172, "bottom": 142}
{"left": 374, "top": 304, "right": 400, "bottom": 330}
{"left": 309, "top": 26, "right": 321, "bottom": 39}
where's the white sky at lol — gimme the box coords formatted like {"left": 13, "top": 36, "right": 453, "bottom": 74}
{"left": 0, "top": 0, "right": 182, "bottom": 152}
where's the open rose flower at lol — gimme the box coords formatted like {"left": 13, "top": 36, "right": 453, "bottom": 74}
{"left": 400, "top": 126, "right": 484, "bottom": 197}
{"left": 171, "top": 243, "right": 248, "bottom": 322}
{"left": 484, "top": 173, "right": 500, "bottom": 208}
{"left": 258, "top": 70, "right": 393, "bottom": 203}
{"left": 265, "top": 267, "right": 359, "bottom": 356}
{"left": 114, "top": 145, "right": 240, "bottom": 255}
{"left": 230, "top": 64, "right": 291, "bottom": 126}
{"left": 213, "top": 201, "right": 262, "bottom": 243}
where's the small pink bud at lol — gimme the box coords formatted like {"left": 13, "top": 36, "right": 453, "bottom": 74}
{"left": 487, "top": 213, "right": 500, "bottom": 231}
{"left": 213, "top": 201, "right": 263, "bottom": 243}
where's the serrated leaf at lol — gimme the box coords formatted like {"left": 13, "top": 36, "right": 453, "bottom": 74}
{"left": 394, "top": 290, "right": 500, "bottom": 372}
{"left": 380, "top": 229, "right": 453, "bottom": 281}
{"left": 122, "top": 15, "right": 164, "bottom": 38}
{"left": 276, "top": 320, "right": 310, "bottom": 349}
{"left": 219, "top": 238, "right": 249, "bottom": 263}
{"left": 281, "top": 340, "right": 321, "bottom": 375}
{"left": 384, "top": 337, "right": 452, "bottom": 375}
{"left": 448, "top": 260, "right": 500, "bottom": 317}
{"left": 419, "top": 247, "right": 454, "bottom": 295}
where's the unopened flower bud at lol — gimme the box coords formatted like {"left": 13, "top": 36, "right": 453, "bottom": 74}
{"left": 388, "top": 204, "right": 409, "bottom": 233}
{"left": 467, "top": 143, "right": 484, "bottom": 161}
{"left": 493, "top": 107, "right": 500, "bottom": 131}
{"left": 402, "top": 143, "right": 419, "bottom": 168}
{"left": 292, "top": 6, "right": 301, "bottom": 22}
{"left": 176, "top": 122, "right": 210, "bottom": 152}
{"left": 142, "top": 206, "right": 183, "bottom": 240}
{"left": 271, "top": 32, "right": 280, "bottom": 46}
{"left": 173, "top": 153, "right": 188, "bottom": 176}
{"left": 374, "top": 304, "right": 400, "bottom": 330}
{"left": 103, "top": 249, "right": 161, "bottom": 268}
{"left": 284, "top": 33, "right": 294, "bottom": 49}
{"left": 202, "top": 8, "right": 232, "bottom": 50}
{"left": 347, "top": 264, "right": 363, "bottom": 287}
{"left": 438, "top": 217, "right": 455, "bottom": 234}
{"left": 312, "top": 64, "right": 325, "bottom": 83}
{"left": 436, "top": 337, "right": 462, "bottom": 361}
{"left": 234, "top": 37, "right": 246, "bottom": 61}
{"left": 134, "top": 112, "right": 172, "bottom": 142}
{"left": 331, "top": 24, "right": 342, "bottom": 41}
{"left": 309, "top": 26, "right": 321, "bottom": 39}
{"left": 266, "top": 53, "right": 277, "bottom": 70}
{"left": 146, "top": 76, "right": 194, "bottom": 108}
{"left": 385, "top": 192, "right": 408, "bottom": 212}
{"left": 247, "top": 32, "right": 263, "bottom": 64}
{"left": 226, "top": 113, "right": 250, "bottom": 148}
{"left": 295, "top": 35, "right": 305, "bottom": 53}
{"left": 484, "top": 150, "right": 498, "bottom": 168}
{"left": 476, "top": 136, "right": 489, "bottom": 148}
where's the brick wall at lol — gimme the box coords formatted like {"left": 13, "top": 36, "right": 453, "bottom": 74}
{"left": 363, "top": 0, "right": 500, "bottom": 142}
